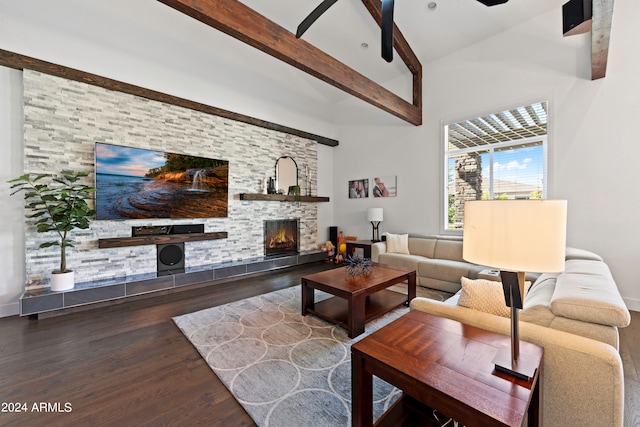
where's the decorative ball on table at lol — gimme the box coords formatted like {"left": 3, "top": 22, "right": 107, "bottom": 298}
{"left": 344, "top": 254, "right": 373, "bottom": 278}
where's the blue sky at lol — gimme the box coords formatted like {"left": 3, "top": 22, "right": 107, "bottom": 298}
{"left": 482, "top": 144, "right": 543, "bottom": 187}
{"left": 95, "top": 143, "right": 166, "bottom": 177}
{"left": 448, "top": 143, "right": 543, "bottom": 188}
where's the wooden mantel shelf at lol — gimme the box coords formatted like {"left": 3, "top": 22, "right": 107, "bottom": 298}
{"left": 98, "top": 232, "right": 228, "bottom": 249}
{"left": 239, "top": 194, "right": 330, "bottom": 202}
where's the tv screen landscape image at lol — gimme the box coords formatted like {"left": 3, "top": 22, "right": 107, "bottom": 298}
{"left": 95, "top": 142, "right": 229, "bottom": 220}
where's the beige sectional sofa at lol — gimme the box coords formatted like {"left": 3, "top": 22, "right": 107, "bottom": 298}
{"left": 371, "top": 234, "right": 481, "bottom": 293}
{"left": 410, "top": 250, "right": 631, "bottom": 426}
{"left": 372, "top": 233, "right": 540, "bottom": 293}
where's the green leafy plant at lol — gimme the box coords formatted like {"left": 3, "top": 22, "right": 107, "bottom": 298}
{"left": 8, "top": 170, "right": 96, "bottom": 273}
{"left": 530, "top": 189, "right": 542, "bottom": 199}
{"left": 448, "top": 194, "right": 455, "bottom": 225}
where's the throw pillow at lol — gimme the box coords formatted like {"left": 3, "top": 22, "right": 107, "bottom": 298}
{"left": 457, "top": 277, "right": 532, "bottom": 318}
{"left": 386, "top": 233, "right": 410, "bottom": 254}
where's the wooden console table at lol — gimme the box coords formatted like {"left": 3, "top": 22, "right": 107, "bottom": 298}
{"left": 345, "top": 240, "right": 374, "bottom": 259}
{"left": 352, "top": 310, "right": 543, "bottom": 426}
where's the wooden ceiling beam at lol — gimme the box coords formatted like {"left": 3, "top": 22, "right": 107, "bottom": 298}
{"left": 157, "top": 0, "right": 422, "bottom": 125}
{"left": 591, "top": 0, "right": 614, "bottom": 80}
{"left": 360, "top": 0, "right": 422, "bottom": 111}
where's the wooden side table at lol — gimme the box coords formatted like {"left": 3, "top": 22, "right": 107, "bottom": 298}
{"left": 352, "top": 310, "right": 543, "bottom": 427}
{"left": 345, "top": 240, "right": 374, "bottom": 259}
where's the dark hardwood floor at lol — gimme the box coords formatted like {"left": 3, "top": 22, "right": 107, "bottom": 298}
{"left": 1, "top": 262, "right": 638, "bottom": 427}
{"left": 0, "top": 263, "right": 336, "bottom": 427}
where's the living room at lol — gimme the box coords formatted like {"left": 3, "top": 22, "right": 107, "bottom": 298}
{"left": 1, "top": 0, "right": 639, "bottom": 425}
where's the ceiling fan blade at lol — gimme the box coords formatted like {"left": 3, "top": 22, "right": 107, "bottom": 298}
{"left": 476, "top": 0, "right": 509, "bottom": 6}
{"left": 296, "top": 0, "right": 339, "bottom": 38}
{"left": 381, "top": 0, "right": 395, "bottom": 62}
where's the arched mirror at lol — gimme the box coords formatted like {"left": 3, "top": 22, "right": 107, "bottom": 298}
{"left": 275, "top": 156, "right": 298, "bottom": 194}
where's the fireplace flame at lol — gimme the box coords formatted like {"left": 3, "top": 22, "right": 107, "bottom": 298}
{"left": 264, "top": 219, "right": 298, "bottom": 256}
{"left": 267, "top": 228, "right": 295, "bottom": 248}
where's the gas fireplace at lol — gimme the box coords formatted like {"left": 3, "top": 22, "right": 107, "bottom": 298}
{"left": 264, "top": 219, "right": 299, "bottom": 257}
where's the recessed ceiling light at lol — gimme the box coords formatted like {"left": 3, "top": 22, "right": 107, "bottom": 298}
{"left": 361, "top": 42, "right": 369, "bottom": 48}
{"left": 427, "top": 2, "right": 437, "bottom": 10}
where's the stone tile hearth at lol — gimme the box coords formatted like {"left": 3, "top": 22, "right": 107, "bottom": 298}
{"left": 21, "top": 251, "right": 326, "bottom": 317}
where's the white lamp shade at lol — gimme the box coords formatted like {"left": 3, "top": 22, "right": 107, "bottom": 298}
{"left": 463, "top": 200, "right": 567, "bottom": 273}
{"left": 367, "top": 208, "right": 383, "bottom": 222}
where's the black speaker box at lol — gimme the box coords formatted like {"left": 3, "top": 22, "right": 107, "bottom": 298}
{"left": 171, "top": 224, "right": 204, "bottom": 234}
{"left": 157, "top": 243, "right": 185, "bottom": 275}
{"left": 562, "top": 0, "right": 592, "bottom": 36}
{"left": 329, "top": 226, "right": 338, "bottom": 247}
{"left": 132, "top": 225, "right": 170, "bottom": 236}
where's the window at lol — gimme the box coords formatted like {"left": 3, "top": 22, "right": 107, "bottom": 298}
{"left": 445, "top": 102, "right": 548, "bottom": 230}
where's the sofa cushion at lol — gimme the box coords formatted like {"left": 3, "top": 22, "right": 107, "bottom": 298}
{"left": 520, "top": 274, "right": 558, "bottom": 327}
{"left": 418, "top": 258, "right": 473, "bottom": 284}
{"left": 551, "top": 265, "right": 630, "bottom": 327}
{"left": 524, "top": 274, "right": 558, "bottom": 308}
{"left": 407, "top": 236, "right": 436, "bottom": 258}
{"left": 563, "top": 259, "right": 610, "bottom": 275}
{"left": 386, "top": 233, "right": 410, "bottom": 254}
{"left": 433, "top": 239, "right": 464, "bottom": 262}
{"left": 378, "top": 253, "right": 424, "bottom": 272}
{"left": 457, "top": 277, "right": 532, "bottom": 318}
{"left": 564, "top": 247, "right": 604, "bottom": 262}
{"left": 527, "top": 269, "right": 621, "bottom": 347}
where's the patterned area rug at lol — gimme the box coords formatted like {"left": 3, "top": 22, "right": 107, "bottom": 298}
{"left": 173, "top": 284, "right": 450, "bottom": 427}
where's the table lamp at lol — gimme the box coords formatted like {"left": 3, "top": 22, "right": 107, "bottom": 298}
{"left": 367, "top": 208, "right": 383, "bottom": 242}
{"left": 463, "top": 199, "right": 567, "bottom": 380}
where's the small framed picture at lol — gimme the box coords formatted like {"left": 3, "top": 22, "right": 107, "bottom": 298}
{"left": 348, "top": 179, "right": 369, "bottom": 198}
{"left": 372, "top": 175, "right": 396, "bottom": 197}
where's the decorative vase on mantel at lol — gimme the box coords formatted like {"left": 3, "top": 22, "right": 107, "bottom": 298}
{"left": 344, "top": 255, "right": 373, "bottom": 279}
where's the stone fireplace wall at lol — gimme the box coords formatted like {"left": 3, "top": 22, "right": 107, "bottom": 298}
{"left": 22, "top": 70, "right": 320, "bottom": 289}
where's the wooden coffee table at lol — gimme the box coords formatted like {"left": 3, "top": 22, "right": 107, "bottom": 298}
{"left": 352, "top": 310, "right": 543, "bottom": 427}
{"left": 301, "top": 263, "right": 416, "bottom": 338}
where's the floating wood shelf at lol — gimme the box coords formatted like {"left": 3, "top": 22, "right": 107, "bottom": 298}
{"left": 239, "top": 193, "right": 330, "bottom": 202}
{"left": 98, "top": 232, "right": 228, "bottom": 249}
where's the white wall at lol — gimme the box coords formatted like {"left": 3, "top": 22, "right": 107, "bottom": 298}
{"left": 331, "top": 3, "right": 640, "bottom": 310}
{"left": 0, "top": 67, "right": 25, "bottom": 316}
{"left": 316, "top": 144, "right": 335, "bottom": 242}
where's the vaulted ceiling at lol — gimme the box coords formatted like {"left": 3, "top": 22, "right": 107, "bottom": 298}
{"left": 157, "top": 0, "right": 614, "bottom": 124}
{"left": 0, "top": 0, "right": 615, "bottom": 126}
{"left": 158, "top": 0, "right": 423, "bottom": 125}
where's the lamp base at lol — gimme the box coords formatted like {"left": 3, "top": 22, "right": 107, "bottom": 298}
{"left": 492, "top": 347, "right": 538, "bottom": 382}
{"left": 370, "top": 221, "right": 380, "bottom": 243}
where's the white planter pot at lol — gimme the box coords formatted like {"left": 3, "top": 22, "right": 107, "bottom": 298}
{"left": 51, "top": 270, "right": 74, "bottom": 292}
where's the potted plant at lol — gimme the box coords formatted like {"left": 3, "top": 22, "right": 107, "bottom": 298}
{"left": 8, "top": 170, "right": 96, "bottom": 291}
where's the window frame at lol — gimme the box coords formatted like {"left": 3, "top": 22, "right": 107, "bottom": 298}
{"left": 441, "top": 102, "right": 550, "bottom": 234}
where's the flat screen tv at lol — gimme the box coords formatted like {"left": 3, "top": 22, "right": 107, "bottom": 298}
{"left": 95, "top": 142, "right": 229, "bottom": 220}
